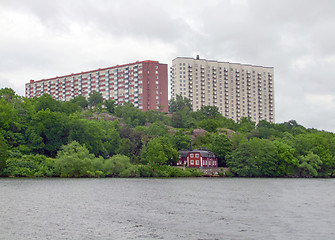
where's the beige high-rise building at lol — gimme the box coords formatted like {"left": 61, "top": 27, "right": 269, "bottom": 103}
{"left": 170, "top": 56, "right": 274, "bottom": 123}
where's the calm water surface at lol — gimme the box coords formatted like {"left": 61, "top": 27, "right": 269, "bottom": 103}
{"left": 0, "top": 178, "right": 334, "bottom": 240}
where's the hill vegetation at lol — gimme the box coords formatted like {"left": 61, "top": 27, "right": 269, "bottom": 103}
{"left": 1, "top": 88, "right": 334, "bottom": 178}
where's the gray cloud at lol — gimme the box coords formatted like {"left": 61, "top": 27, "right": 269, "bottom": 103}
{"left": 1, "top": 0, "right": 335, "bottom": 132}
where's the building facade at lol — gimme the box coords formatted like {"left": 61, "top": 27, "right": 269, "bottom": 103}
{"left": 178, "top": 150, "right": 218, "bottom": 168}
{"left": 25, "top": 60, "right": 169, "bottom": 112}
{"left": 170, "top": 56, "right": 274, "bottom": 123}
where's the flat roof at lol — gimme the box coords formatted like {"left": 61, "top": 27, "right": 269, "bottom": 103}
{"left": 172, "top": 56, "right": 274, "bottom": 68}
{"left": 28, "top": 60, "right": 165, "bottom": 84}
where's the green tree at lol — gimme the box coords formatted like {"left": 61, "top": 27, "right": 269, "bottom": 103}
{"left": 3, "top": 154, "right": 56, "bottom": 177}
{"left": 298, "top": 152, "right": 322, "bottom": 177}
{"left": 273, "top": 140, "right": 299, "bottom": 176}
{"left": 192, "top": 132, "right": 213, "bottom": 150}
{"left": 0, "top": 98, "right": 19, "bottom": 132}
{"left": 198, "top": 119, "right": 219, "bottom": 133}
{"left": 55, "top": 141, "right": 104, "bottom": 177}
{"left": 293, "top": 132, "right": 335, "bottom": 176}
{"left": 146, "top": 122, "right": 169, "bottom": 137}
{"left": 71, "top": 95, "right": 88, "bottom": 109}
{"left": 68, "top": 118, "right": 120, "bottom": 158}
{"left": 118, "top": 126, "right": 147, "bottom": 163}
{"left": 88, "top": 91, "right": 103, "bottom": 108}
{"left": 216, "top": 116, "right": 238, "bottom": 131}
{"left": 61, "top": 101, "right": 81, "bottom": 115}
{"left": 0, "top": 133, "right": 8, "bottom": 173}
{"left": 171, "top": 110, "right": 196, "bottom": 128}
{"left": 171, "top": 130, "right": 191, "bottom": 150}
{"left": 196, "top": 105, "right": 220, "bottom": 119}
{"left": 227, "top": 138, "right": 278, "bottom": 177}
{"left": 145, "top": 110, "right": 170, "bottom": 125}
{"left": 104, "top": 154, "right": 138, "bottom": 177}
{"left": 34, "top": 94, "right": 61, "bottom": 112}
{"left": 168, "top": 94, "right": 192, "bottom": 113}
{"left": 0, "top": 88, "right": 17, "bottom": 102}
{"left": 114, "top": 102, "right": 146, "bottom": 127}
{"left": 141, "top": 137, "right": 178, "bottom": 166}
{"left": 237, "top": 117, "right": 256, "bottom": 133}
{"left": 27, "top": 109, "right": 69, "bottom": 157}
{"left": 208, "top": 134, "right": 232, "bottom": 167}
{"left": 104, "top": 99, "right": 117, "bottom": 114}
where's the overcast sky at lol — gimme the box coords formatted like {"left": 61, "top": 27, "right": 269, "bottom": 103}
{"left": 1, "top": 0, "right": 335, "bottom": 132}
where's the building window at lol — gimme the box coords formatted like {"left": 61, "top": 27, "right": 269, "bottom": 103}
{"left": 196, "top": 160, "right": 199, "bottom": 165}
{"left": 190, "top": 154, "right": 194, "bottom": 158}
{"left": 195, "top": 154, "right": 199, "bottom": 158}
{"left": 190, "top": 160, "right": 194, "bottom": 165}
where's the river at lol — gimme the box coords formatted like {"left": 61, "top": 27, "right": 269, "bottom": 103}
{"left": 0, "top": 178, "right": 334, "bottom": 239}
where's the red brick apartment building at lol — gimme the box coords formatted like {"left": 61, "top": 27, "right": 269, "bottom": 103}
{"left": 25, "top": 60, "right": 169, "bottom": 112}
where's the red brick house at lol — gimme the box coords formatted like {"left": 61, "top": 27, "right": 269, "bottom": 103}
{"left": 177, "top": 150, "right": 218, "bottom": 168}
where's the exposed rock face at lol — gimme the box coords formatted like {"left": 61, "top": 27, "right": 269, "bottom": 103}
{"left": 192, "top": 128, "right": 207, "bottom": 139}
{"left": 218, "top": 128, "right": 236, "bottom": 138}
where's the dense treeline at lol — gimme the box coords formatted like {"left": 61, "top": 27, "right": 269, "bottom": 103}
{"left": 0, "top": 88, "right": 334, "bottom": 177}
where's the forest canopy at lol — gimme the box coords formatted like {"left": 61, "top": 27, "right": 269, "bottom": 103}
{"left": 1, "top": 89, "right": 334, "bottom": 178}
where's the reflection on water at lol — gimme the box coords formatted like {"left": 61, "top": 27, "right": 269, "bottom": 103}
{"left": 0, "top": 178, "right": 334, "bottom": 239}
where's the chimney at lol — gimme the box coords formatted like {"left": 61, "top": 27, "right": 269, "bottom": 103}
{"left": 196, "top": 55, "right": 200, "bottom": 60}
